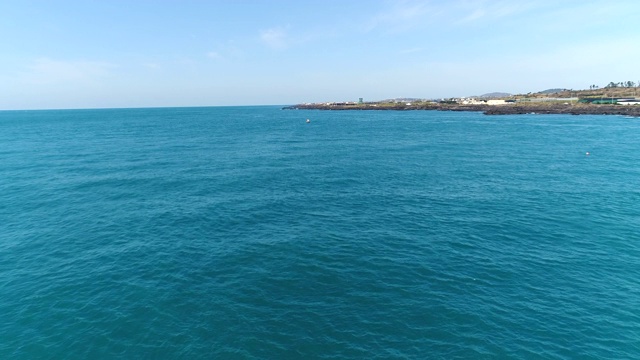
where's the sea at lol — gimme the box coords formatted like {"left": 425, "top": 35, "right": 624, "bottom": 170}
{"left": 1, "top": 106, "right": 639, "bottom": 359}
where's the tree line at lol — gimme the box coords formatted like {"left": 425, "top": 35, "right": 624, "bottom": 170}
{"left": 595, "top": 81, "right": 639, "bottom": 89}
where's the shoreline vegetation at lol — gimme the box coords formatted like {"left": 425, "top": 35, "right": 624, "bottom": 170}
{"left": 283, "top": 86, "right": 640, "bottom": 116}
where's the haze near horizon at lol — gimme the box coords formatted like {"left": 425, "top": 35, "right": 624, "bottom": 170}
{"left": 2, "top": 0, "right": 639, "bottom": 110}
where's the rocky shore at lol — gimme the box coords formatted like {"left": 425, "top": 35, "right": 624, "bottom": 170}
{"left": 283, "top": 103, "right": 640, "bottom": 116}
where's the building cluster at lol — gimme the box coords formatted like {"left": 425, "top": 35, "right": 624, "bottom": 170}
{"left": 454, "top": 98, "right": 516, "bottom": 105}
{"left": 453, "top": 96, "right": 640, "bottom": 105}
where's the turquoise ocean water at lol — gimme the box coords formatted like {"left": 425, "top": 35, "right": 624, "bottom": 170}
{"left": 1, "top": 106, "right": 639, "bottom": 359}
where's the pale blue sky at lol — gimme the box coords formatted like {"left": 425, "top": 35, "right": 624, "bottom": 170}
{"left": 2, "top": 0, "right": 639, "bottom": 109}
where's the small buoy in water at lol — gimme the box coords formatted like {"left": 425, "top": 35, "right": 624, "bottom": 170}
{"left": 306, "top": 119, "right": 310, "bottom": 123}
{"left": 586, "top": 152, "right": 590, "bottom": 156}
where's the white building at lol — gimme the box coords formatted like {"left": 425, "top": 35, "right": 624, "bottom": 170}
{"left": 461, "top": 98, "right": 486, "bottom": 105}
{"left": 618, "top": 100, "right": 640, "bottom": 105}
{"left": 487, "top": 99, "right": 507, "bottom": 105}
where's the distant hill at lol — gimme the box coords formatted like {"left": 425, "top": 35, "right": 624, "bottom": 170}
{"left": 479, "top": 92, "right": 511, "bottom": 98}
{"left": 537, "top": 88, "right": 567, "bottom": 94}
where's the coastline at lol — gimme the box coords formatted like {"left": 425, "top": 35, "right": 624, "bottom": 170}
{"left": 283, "top": 103, "right": 640, "bottom": 116}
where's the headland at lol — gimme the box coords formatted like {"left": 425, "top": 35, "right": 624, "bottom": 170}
{"left": 283, "top": 86, "right": 640, "bottom": 116}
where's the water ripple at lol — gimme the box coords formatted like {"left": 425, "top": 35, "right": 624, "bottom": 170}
{"left": 1, "top": 108, "right": 639, "bottom": 358}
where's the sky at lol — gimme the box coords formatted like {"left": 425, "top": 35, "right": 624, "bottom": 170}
{"left": 2, "top": 0, "right": 640, "bottom": 109}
